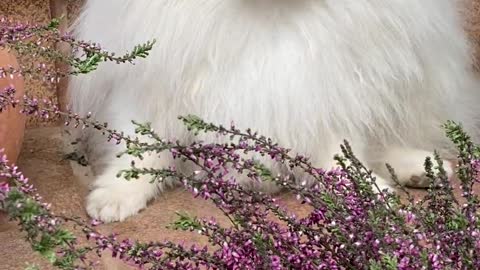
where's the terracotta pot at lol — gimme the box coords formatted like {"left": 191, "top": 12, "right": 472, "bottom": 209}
{"left": 0, "top": 49, "right": 26, "bottom": 165}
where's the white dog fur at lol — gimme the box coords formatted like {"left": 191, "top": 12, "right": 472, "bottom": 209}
{"left": 67, "top": 0, "right": 480, "bottom": 222}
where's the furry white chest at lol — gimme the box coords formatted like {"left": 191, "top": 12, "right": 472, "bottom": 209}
{"left": 70, "top": 0, "right": 476, "bottom": 151}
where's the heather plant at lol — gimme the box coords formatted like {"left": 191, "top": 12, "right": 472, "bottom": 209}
{"left": 1, "top": 17, "right": 480, "bottom": 270}
{"left": 0, "top": 16, "right": 155, "bottom": 83}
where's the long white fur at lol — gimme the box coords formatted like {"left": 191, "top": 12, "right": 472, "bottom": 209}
{"left": 67, "top": 0, "right": 480, "bottom": 222}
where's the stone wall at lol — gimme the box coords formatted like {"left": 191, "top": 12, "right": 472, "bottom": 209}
{"left": 463, "top": 0, "right": 480, "bottom": 69}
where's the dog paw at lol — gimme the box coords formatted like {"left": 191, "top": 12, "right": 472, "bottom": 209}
{"left": 403, "top": 160, "right": 454, "bottom": 188}
{"left": 86, "top": 186, "right": 150, "bottom": 223}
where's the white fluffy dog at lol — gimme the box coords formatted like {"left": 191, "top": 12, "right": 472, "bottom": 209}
{"left": 67, "top": 0, "right": 480, "bottom": 222}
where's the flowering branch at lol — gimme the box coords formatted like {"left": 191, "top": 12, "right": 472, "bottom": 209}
{"left": 0, "top": 17, "right": 155, "bottom": 84}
